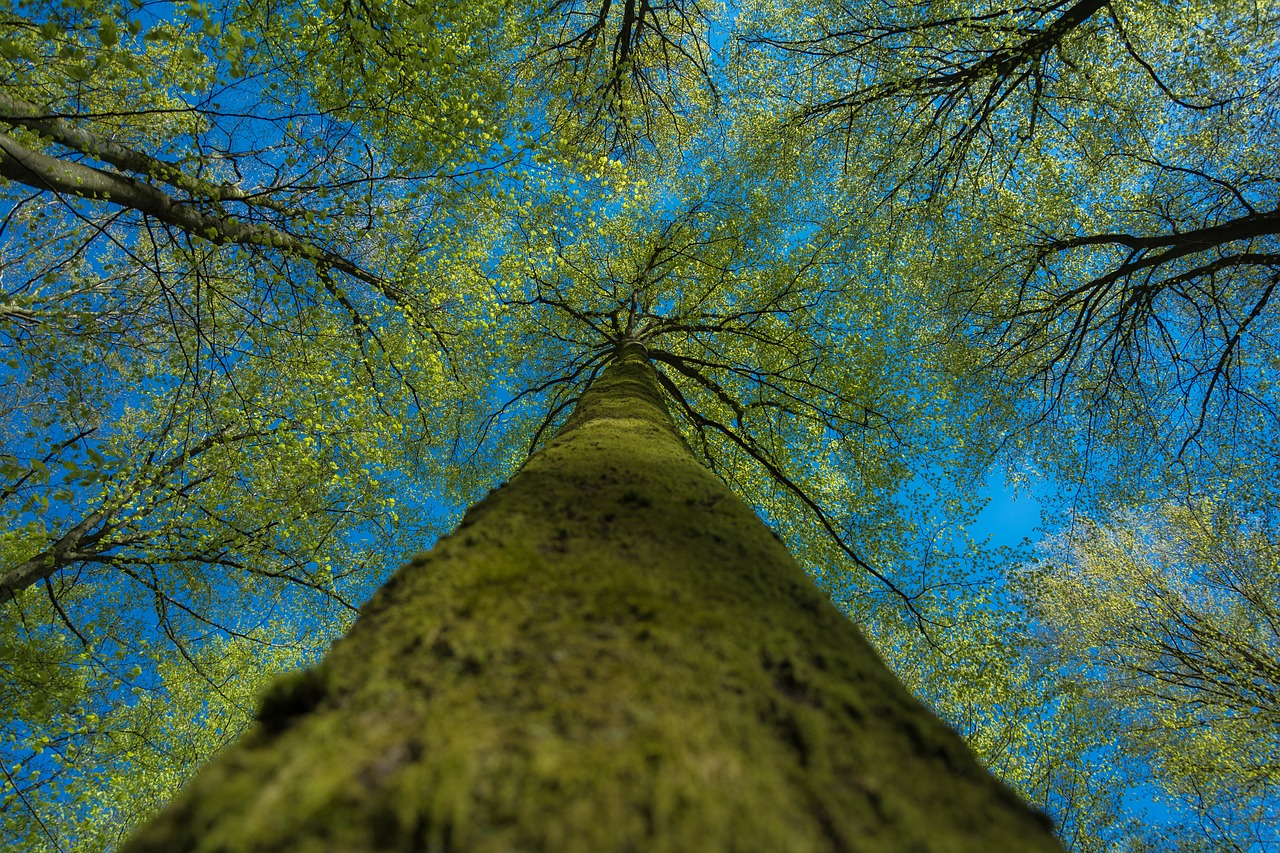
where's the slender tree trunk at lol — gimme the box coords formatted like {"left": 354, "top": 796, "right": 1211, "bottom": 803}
{"left": 125, "top": 342, "right": 1061, "bottom": 852}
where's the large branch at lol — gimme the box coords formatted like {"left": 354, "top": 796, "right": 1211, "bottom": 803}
{"left": 913, "top": 0, "right": 1105, "bottom": 95}
{"left": 0, "top": 91, "right": 292, "bottom": 214}
{"left": 1017, "top": 207, "right": 1280, "bottom": 317}
{"left": 1046, "top": 207, "right": 1280, "bottom": 255}
{"left": 0, "top": 425, "right": 278, "bottom": 604}
{"left": 0, "top": 130, "right": 404, "bottom": 303}
{"left": 790, "top": 0, "right": 1105, "bottom": 121}
{"left": 0, "top": 505, "right": 112, "bottom": 606}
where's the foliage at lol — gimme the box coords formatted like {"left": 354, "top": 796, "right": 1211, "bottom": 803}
{"left": 1026, "top": 499, "right": 1280, "bottom": 850}
{"left": 738, "top": 0, "right": 1280, "bottom": 506}
{"left": 2, "top": 614, "right": 327, "bottom": 852}
{"left": 521, "top": 0, "right": 720, "bottom": 154}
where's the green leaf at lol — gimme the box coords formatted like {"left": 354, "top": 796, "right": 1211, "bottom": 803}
{"left": 99, "top": 17, "right": 119, "bottom": 48}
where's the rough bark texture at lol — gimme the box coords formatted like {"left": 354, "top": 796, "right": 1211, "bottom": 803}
{"left": 125, "top": 343, "right": 1062, "bottom": 852}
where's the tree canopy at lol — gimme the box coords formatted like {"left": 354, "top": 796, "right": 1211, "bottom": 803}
{"left": 2, "top": 0, "right": 1277, "bottom": 848}
{"left": 1028, "top": 499, "right": 1279, "bottom": 848}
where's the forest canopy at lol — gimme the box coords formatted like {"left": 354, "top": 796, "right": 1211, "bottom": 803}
{"left": 1, "top": 0, "right": 1276, "bottom": 849}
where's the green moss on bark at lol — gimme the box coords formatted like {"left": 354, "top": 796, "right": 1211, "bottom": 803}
{"left": 124, "top": 343, "right": 1062, "bottom": 852}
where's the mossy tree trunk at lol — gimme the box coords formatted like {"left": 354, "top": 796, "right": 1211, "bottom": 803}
{"left": 125, "top": 342, "right": 1062, "bottom": 852}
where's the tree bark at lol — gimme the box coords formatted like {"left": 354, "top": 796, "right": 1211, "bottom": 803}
{"left": 124, "top": 342, "right": 1061, "bottom": 852}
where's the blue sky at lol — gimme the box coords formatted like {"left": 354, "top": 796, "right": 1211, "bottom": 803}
{"left": 973, "top": 469, "right": 1045, "bottom": 551}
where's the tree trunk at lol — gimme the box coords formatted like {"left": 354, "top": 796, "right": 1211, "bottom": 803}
{"left": 124, "top": 342, "right": 1061, "bottom": 852}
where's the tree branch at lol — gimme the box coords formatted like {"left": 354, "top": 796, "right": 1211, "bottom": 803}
{"left": 0, "top": 130, "right": 406, "bottom": 306}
